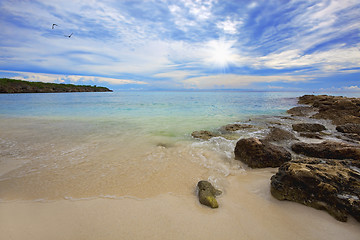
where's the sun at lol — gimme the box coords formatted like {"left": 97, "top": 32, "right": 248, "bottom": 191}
{"left": 206, "top": 39, "right": 237, "bottom": 69}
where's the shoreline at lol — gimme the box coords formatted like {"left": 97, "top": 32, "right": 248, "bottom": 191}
{"left": 192, "top": 94, "right": 360, "bottom": 222}
{"left": 1, "top": 172, "right": 360, "bottom": 240}
{"left": 1, "top": 93, "right": 360, "bottom": 239}
{"left": 0, "top": 78, "right": 112, "bottom": 93}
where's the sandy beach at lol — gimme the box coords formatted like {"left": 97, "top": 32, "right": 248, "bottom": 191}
{"left": 1, "top": 92, "right": 360, "bottom": 239}
{"left": 1, "top": 170, "right": 360, "bottom": 240}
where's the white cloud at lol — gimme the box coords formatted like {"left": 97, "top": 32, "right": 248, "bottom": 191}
{"left": 153, "top": 70, "right": 201, "bottom": 81}
{"left": 319, "top": 85, "right": 360, "bottom": 92}
{"left": 343, "top": 85, "right": 360, "bottom": 91}
{"left": 267, "top": 85, "right": 284, "bottom": 89}
{"left": 182, "top": 0, "right": 215, "bottom": 21}
{"left": 182, "top": 74, "right": 312, "bottom": 89}
{"left": 247, "top": 2, "right": 258, "bottom": 9}
{"left": 0, "top": 70, "right": 148, "bottom": 85}
{"left": 255, "top": 44, "right": 360, "bottom": 72}
{"left": 268, "top": 0, "right": 360, "bottom": 53}
{"left": 216, "top": 17, "right": 242, "bottom": 34}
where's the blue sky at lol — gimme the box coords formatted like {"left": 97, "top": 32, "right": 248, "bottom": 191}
{"left": 0, "top": 0, "right": 359, "bottom": 91}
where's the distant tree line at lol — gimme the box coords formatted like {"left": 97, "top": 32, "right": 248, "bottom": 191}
{"left": 0, "top": 78, "right": 112, "bottom": 93}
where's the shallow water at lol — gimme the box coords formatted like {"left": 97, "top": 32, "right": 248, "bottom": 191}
{"left": 0, "top": 91, "right": 299, "bottom": 200}
{"left": 1, "top": 91, "right": 360, "bottom": 239}
{"left": 1, "top": 91, "right": 360, "bottom": 200}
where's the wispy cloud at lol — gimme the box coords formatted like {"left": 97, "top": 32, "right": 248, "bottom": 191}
{"left": 0, "top": 70, "right": 148, "bottom": 85}
{"left": 0, "top": 0, "right": 359, "bottom": 90}
{"left": 320, "top": 85, "right": 360, "bottom": 92}
{"left": 182, "top": 74, "right": 312, "bottom": 89}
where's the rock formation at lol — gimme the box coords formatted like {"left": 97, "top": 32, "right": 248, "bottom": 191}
{"left": 298, "top": 95, "right": 360, "bottom": 125}
{"left": 264, "top": 127, "right": 298, "bottom": 142}
{"left": 191, "top": 130, "right": 218, "bottom": 140}
{"left": 220, "top": 123, "right": 253, "bottom": 132}
{"left": 292, "top": 123, "right": 326, "bottom": 132}
{"left": 234, "top": 137, "right": 292, "bottom": 168}
{"left": 291, "top": 141, "right": 360, "bottom": 160}
{"left": 271, "top": 158, "right": 360, "bottom": 222}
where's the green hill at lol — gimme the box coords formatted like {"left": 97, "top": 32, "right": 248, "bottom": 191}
{"left": 0, "top": 78, "right": 112, "bottom": 93}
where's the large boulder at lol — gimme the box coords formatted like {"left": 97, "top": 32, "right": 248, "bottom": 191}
{"left": 234, "top": 137, "right": 292, "bottom": 168}
{"left": 291, "top": 141, "right": 360, "bottom": 160}
{"left": 197, "top": 181, "right": 222, "bottom": 208}
{"left": 271, "top": 158, "right": 360, "bottom": 222}
{"left": 292, "top": 123, "right": 326, "bottom": 132}
{"left": 264, "top": 127, "right": 298, "bottom": 142}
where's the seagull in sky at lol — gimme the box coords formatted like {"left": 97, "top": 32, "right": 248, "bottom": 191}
{"left": 64, "top": 33, "right": 73, "bottom": 38}
{"left": 52, "top": 24, "right": 58, "bottom": 29}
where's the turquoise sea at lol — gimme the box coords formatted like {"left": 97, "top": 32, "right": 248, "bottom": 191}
{"left": 0, "top": 91, "right": 303, "bottom": 137}
{"left": 0, "top": 91, "right": 359, "bottom": 200}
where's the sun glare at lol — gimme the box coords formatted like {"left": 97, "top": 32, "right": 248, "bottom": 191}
{"left": 207, "top": 39, "right": 237, "bottom": 69}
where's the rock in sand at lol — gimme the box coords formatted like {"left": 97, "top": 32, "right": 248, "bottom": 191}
{"left": 197, "top": 181, "right": 222, "bottom": 208}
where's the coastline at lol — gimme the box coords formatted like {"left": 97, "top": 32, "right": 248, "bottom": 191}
{"left": 1, "top": 93, "right": 360, "bottom": 239}
{"left": 0, "top": 78, "right": 112, "bottom": 93}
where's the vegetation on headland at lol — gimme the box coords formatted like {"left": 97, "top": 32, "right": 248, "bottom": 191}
{"left": 0, "top": 78, "right": 112, "bottom": 93}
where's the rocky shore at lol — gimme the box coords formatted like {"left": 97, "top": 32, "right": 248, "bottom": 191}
{"left": 194, "top": 95, "right": 360, "bottom": 222}
{"left": 0, "top": 78, "right": 112, "bottom": 93}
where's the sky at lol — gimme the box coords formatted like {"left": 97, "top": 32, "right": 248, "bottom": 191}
{"left": 0, "top": 0, "right": 360, "bottom": 91}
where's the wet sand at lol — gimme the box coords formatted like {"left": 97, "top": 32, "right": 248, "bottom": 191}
{"left": 1, "top": 170, "right": 360, "bottom": 240}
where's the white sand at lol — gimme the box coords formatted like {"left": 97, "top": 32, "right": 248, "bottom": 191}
{"left": 1, "top": 171, "right": 359, "bottom": 240}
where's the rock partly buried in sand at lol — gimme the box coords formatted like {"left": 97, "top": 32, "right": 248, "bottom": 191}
{"left": 234, "top": 137, "right": 292, "bottom": 168}
{"left": 264, "top": 127, "right": 298, "bottom": 142}
{"left": 336, "top": 123, "right": 360, "bottom": 134}
{"left": 287, "top": 106, "right": 315, "bottom": 117}
{"left": 298, "top": 95, "right": 360, "bottom": 125}
{"left": 221, "top": 123, "right": 253, "bottom": 132}
{"left": 291, "top": 141, "right": 360, "bottom": 160}
{"left": 292, "top": 123, "right": 326, "bottom": 132}
{"left": 271, "top": 158, "right": 360, "bottom": 222}
{"left": 191, "top": 130, "right": 218, "bottom": 140}
{"left": 197, "top": 180, "right": 222, "bottom": 208}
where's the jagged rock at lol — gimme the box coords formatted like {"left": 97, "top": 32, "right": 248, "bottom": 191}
{"left": 343, "top": 133, "right": 360, "bottom": 142}
{"left": 271, "top": 158, "right": 360, "bottom": 222}
{"left": 336, "top": 123, "right": 360, "bottom": 134}
{"left": 234, "top": 137, "right": 292, "bottom": 168}
{"left": 191, "top": 131, "right": 218, "bottom": 140}
{"left": 264, "top": 127, "right": 298, "bottom": 142}
{"left": 299, "top": 132, "right": 322, "bottom": 139}
{"left": 292, "top": 123, "right": 326, "bottom": 132}
{"left": 298, "top": 95, "right": 360, "bottom": 125}
{"left": 291, "top": 141, "right": 360, "bottom": 160}
{"left": 287, "top": 106, "right": 315, "bottom": 116}
{"left": 220, "top": 123, "right": 253, "bottom": 132}
{"left": 197, "top": 181, "right": 222, "bottom": 208}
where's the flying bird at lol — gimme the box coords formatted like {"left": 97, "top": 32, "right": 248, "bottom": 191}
{"left": 52, "top": 24, "right": 58, "bottom": 29}
{"left": 64, "top": 33, "right": 73, "bottom": 38}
